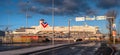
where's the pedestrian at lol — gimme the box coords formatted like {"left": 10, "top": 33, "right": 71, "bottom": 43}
{"left": 94, "top": 42, "right": 114, "bottom": 55}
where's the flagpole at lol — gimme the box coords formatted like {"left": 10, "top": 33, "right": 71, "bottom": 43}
{"left": 52, "top": 0, "right": 54, "bottom": 45}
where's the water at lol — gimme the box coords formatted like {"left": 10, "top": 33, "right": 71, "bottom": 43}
{"left": 0, "top": 42, "right": 50, "bottom": 51}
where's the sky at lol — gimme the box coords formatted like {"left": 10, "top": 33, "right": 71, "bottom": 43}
{"left": 0, "top": 0, "right": 120, "bottom": 34}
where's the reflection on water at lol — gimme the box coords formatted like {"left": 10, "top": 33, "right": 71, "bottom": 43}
{"left": 0, "top": 42, "right": 51, "bottom": 51}
{"left": 0, "top": 42, "right": 66, "bottom": 52}
{"left": 0, "top": 43, "right": 31, "bottom": 51}
{"left": 2, "top": 43, "right": 30, "bottom": 46}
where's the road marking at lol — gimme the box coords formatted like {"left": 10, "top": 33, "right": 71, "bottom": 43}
{"left": 108, "top": 46, "right": 115, "bottom": 55}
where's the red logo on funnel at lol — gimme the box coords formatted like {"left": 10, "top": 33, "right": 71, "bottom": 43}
{"left": 41, "top": 22, "right": 48, "bottom": 28}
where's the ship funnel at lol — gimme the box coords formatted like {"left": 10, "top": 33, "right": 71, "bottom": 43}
{"left": 39, "top": 19, "right": 44, "bottom": 26}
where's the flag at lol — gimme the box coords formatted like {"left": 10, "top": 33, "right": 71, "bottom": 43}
{"left": 85, "top": 16, "right": 95, "bottom": 20}
{"left": 75, "top": 17, "right": 85, "bottom": 21}
{"left": 41, "top": 22, "right": 48, "bottom": 28}
{"left": 96, "top": 16, "right": 106, "bottom": 20}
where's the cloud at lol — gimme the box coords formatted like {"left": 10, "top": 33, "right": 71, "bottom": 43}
{"left": 19, "top": 0, "right": 120, "bottom": 16}
{"left": 96, "top": 0, "right": 120, "bottom": 9}
{"left": 29, "top": 0, "right": 93, "bottom": 16}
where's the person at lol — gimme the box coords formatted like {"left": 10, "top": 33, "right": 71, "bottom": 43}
{"left": 94, "top": 42, "right": 114, "bottom": 55}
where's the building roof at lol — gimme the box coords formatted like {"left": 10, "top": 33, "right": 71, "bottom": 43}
{"left": 15, "top": 28, "right": 25, "bottom": 32}
{"left": 15, "top": 27, "right": 35, "bottom": 32}
{"left": 25, "top": 28, "right": 35, "bottom": 29}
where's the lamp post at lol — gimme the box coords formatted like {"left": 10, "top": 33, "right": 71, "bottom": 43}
{"left": 26, "top": 12, "right": 28, "bottom": 28}
{"left": 26, "top": 0, "right": 29, "bottom": 28}
{"left": 52, "top": 0, "right": 54, "bottom": 45}
{"left": 68, "top": 19, "right": 72, "bottom": 43}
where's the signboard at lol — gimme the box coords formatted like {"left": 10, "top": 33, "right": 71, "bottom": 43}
{"left": 76, "top": 17, "right": 85, "bottom": 21}
{"left": 112, "top": 23, "right": 116, "bottom": 29}
{"left": 75, "top": 16, "right": 107, "bottom": 21}
{"left": 96, "top": 16, "right": 106, "bottom": 20}
{"left": 85, "top": 16, "right": 95, "bottom": 20}
{"left": 112, "top": 23, "right": 116, "bottom": 37}
{"left": 112, "top": 30, "right": 116, "bottom": 37}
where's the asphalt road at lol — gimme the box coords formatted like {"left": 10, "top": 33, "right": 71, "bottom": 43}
{"left": 30, "top": 41, "right": 100, "bottom": 55}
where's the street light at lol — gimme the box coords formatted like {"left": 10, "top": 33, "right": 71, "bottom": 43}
{"left": 52, "top": 0, "right": 54, "bottom": 45}
{"left": 68, "top": 19, "right": 72, "bottom": 43}
{"left": 26, "top": 1, "right": 30, "bottom": 28}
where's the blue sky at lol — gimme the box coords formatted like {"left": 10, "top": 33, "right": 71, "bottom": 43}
{"left": 0, "top": 0, "right": 120, "bottom": 34}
